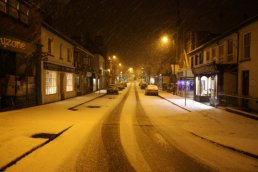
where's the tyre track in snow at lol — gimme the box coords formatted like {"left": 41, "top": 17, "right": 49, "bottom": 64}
{"left": 101, "top": 86, "right": 136, "bottom": 172}
{"left": 134, "top": 85, "right": 212, "bottom": 172}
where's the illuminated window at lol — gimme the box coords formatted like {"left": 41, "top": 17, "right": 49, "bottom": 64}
{"left": 46, "top": 70, "right": 57, "bottom": 95}
{"left": 66, "top": 73, "right": 73, "bottom": 91}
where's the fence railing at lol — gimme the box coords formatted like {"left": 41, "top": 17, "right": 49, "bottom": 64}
{"left": 218, "top": 93, "right": 258, "bottom": 113}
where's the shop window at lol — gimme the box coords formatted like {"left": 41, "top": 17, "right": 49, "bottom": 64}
{"left": 46, "top": 70, "right": 57, "bottom": 95}
{"left": 243, "top": 32, "right": 251, "bottom": 60}
{"left": 227, "top": 39, "right": 233, "bottom": 62}
{"left": 195, "top": 77, "right": 200, "bottom": 96}
{"left": 66, "top": 73, "right": 73, "bottom": 91}
{"left": 200, "top": 76, "right": 208, "bottom": 96}
{"left": 0, "top": 0, "right": 7, "bottom": 13}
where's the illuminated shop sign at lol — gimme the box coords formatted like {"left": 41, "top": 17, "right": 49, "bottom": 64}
{"left": 0, "top": 35, "right": 33, "bottom": 54}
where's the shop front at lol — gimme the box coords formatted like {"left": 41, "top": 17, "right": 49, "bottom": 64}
{"left": 192, "top": 63, "right": 219, "bottom": 106}
{"left": 0, "top": 34, "right": 36, "bottom": 110}
{"left": 42, "top": 62, "right": 76, "bottom": 104}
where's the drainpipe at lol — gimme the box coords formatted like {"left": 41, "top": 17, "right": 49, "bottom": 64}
{"left": 236, "top": 31, "right": 239, "bottom": 95}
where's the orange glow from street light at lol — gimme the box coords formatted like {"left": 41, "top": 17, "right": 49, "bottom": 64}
{"left": 161, "top": 35, "right": 169, "bottom": 44}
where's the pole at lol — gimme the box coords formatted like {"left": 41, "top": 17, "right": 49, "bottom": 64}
{"left": 185, "top": 70, "right": 187, "bottom": 106}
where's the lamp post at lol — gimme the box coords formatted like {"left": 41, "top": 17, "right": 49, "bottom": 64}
{"left": 160, "top": 35, "right": 177, "bottom": 92}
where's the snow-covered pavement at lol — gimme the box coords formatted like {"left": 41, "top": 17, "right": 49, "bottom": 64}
{"left": 158, "top": 91, "right": 258, "bottom": 158}
{"left": 0, "top": 91, "right": 107, "bottom": 171}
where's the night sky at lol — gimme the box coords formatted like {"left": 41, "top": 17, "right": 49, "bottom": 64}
{"left": 37, "top": 0, "right": 258, "bottom": 68}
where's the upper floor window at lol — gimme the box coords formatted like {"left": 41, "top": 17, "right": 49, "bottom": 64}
{"left": 19, "top": 3, "right": 29, "bottom": 24}
{"left": 47, "top": 38, "right": 52, "bottom": 54}
{"left": 206, "top": 50, "right": 210, "bottom": 62}
{"left": 59, "top": 44, "right": 63, "bottom": 60}
{"left": 199, "top": 52, "right": 203, "bottom": 64}
{"left": 0, "top": 0, "right": 29, "bottom": 24}
{"left": 0, "top": 0, "right": 7, "bottom": 13}
{"left": 243, "top": 32, "right": 251, "bottom": 60}
{"left": 191, "top": 56, "right": 194, "bottom": 68}
{"left": 195, "top": 55, "right": 198, "bottom": 66}
{"left": 227, "top": 39, "right": 233, "bottom": 62}
{"left": 67, "top": 48, "right": 72, "bottom": 62}
{"left": 7, "top": 0, "right": 19, "bottom": 19}
{"left": 219, "top": 45, "right": 224, "bottom": 62}
{"left": 211, "top": 48, "right": 216, "bottom": 60}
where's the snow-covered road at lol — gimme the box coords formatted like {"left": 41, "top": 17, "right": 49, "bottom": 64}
{"left": 0, "top": 82, "right": 257, "bottom": 171}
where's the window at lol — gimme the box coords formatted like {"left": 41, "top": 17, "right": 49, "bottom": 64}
{"left": 7, "top": 0, "right": 19, "bottom": 19}
{"left": 46, "top": 70, "right": 57, "bottom": 95}
{"left": 195, "top": 55, "right": 198, "bottom": 65}
{"left": 199, "top": 52, "right": 203, "bottom": 64}
{"left": 67, "top": 48, "right": 73, "bottom": 62}
{"left": 19, "top": 3, "right": 29, "bottom": 24}
{"left": 0, "top": 0, "right": 7, "bottom": 13}
{"left": 227, "top": 39, "right": 233, "bottom": 61}
{"left": 243, "top": 32, "right": 251, "bottom": 59}
{"left": 206, "top": 50, "right": 210, "bottom": 62}
{"left": 219, "top": 45, "right": 224, "bottom": 62}
{"left": 211, "top": 48, "right": 216, "bottom": 60}
{"left": 66, "top": 73, "right": 73, "bottom": 91}
{"left": 59, "top": 44, "right": 63, "bottom": 60}
{"left": 48, "top": 38, "right": 52, "bottom": 54}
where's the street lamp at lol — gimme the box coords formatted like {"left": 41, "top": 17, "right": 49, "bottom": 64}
{"left": 160, "top": 35, "right": 187, "bottom": 106}
{"left": 161, "top": 35, "right": 169, "bottom": 44}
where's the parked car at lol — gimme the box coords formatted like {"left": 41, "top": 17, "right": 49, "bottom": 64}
{"left": 145, "top": 84, "right": 159, "bottom": 96}
{"left": 140, "top": 82, "right": 148, "bottom": 89}
{"left": 117, "top": 83, "right": 125, "bottom": 90}
{"left": 107, "top": 84, "right": 119, "bottom": 95}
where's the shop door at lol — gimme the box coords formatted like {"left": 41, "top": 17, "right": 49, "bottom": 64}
{"left": 242, "top": 70, "right": 249, "bottom": 108}
{"left": 242, "top": 71, "right": 249, "bottom": 96}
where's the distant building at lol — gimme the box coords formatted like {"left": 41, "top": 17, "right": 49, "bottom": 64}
{"left": 40, "top": 23, "right": 76, "bottom": 104}
{"left": 94, "top": 54, "right": 107, "bottom": 90}
{"left": 74, "top": 44, "right": 94, "bottom": 95}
